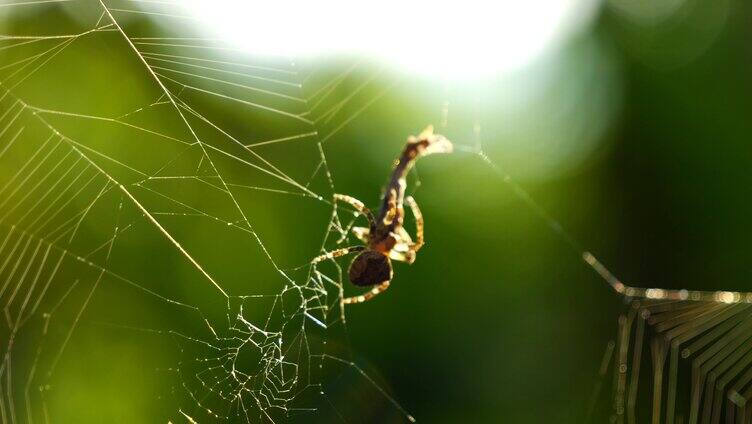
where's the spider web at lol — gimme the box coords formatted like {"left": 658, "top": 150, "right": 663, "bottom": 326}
{"left": 2, "top": 1, "right": 751, "bottom": 423}
{"left": 0, "top": 1, "right": 411, "bottom": 422}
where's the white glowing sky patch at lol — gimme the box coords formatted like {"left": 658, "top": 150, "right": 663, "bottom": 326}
{"left": 179, "top": 0, "right": 601, "bottom": 78}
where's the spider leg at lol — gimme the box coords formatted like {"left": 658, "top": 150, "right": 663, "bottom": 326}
{"left": 342, "top": 280, "right": 391, "bottom": 304}
{"left": 311, "top": 246, "right": 365, "bottom": 265}
{"left": 351, "top": 226, "right": 370, "bottom": 244}
{"left": 387, "top": 229, "right": 416, "bottom": 263}
{"left": 382, "top": 188, "right": 399, "bottom": 225}
{"left": 334, "top": 194, "right": 375, "bottom": 226}
{"left": 387, "top": 249, "right": 416, "bottom": 264}
{"left": 405, "top": 195, "right": 424, "bottom": 253}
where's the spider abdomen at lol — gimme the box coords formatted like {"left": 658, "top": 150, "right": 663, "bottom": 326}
{"left": 348, "top": 250, "right": 393, "bottom": 287}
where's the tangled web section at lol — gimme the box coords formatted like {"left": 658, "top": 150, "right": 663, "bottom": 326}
{"left": 0, "top": 1, "right": 411, "bottom": 422}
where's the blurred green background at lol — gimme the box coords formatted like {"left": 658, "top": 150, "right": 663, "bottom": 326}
{"left": 0, "top": 0, "right": 751, "bottom": 423}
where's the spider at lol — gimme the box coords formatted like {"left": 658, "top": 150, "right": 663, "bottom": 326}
{"left": 312, "top": 126, "right": 453, "bottom": 304}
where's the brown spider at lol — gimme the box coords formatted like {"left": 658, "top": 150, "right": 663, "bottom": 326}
{"left": 312, "top": 126, "right": 453, "bottom": 304}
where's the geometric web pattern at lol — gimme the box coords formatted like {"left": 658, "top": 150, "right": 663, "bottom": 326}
{"left": 0, "top": 1, "right": 406, "bottom": 422}
{"left": 595, "top": 300, "right": 752, "bottom": 424}
{"left": 582, "top": 255, "right": 752, "bottom": 423}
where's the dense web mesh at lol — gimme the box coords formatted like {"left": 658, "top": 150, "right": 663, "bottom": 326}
{"left": 2, "top": 1, "right": 752, "bottom": 423}
{"left": 0, "top": 1, "right": 408, "bottom": 422}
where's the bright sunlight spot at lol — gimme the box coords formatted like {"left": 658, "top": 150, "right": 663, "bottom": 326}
{"left": 180, "top": 0, "right": 601, "bottom": 78}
